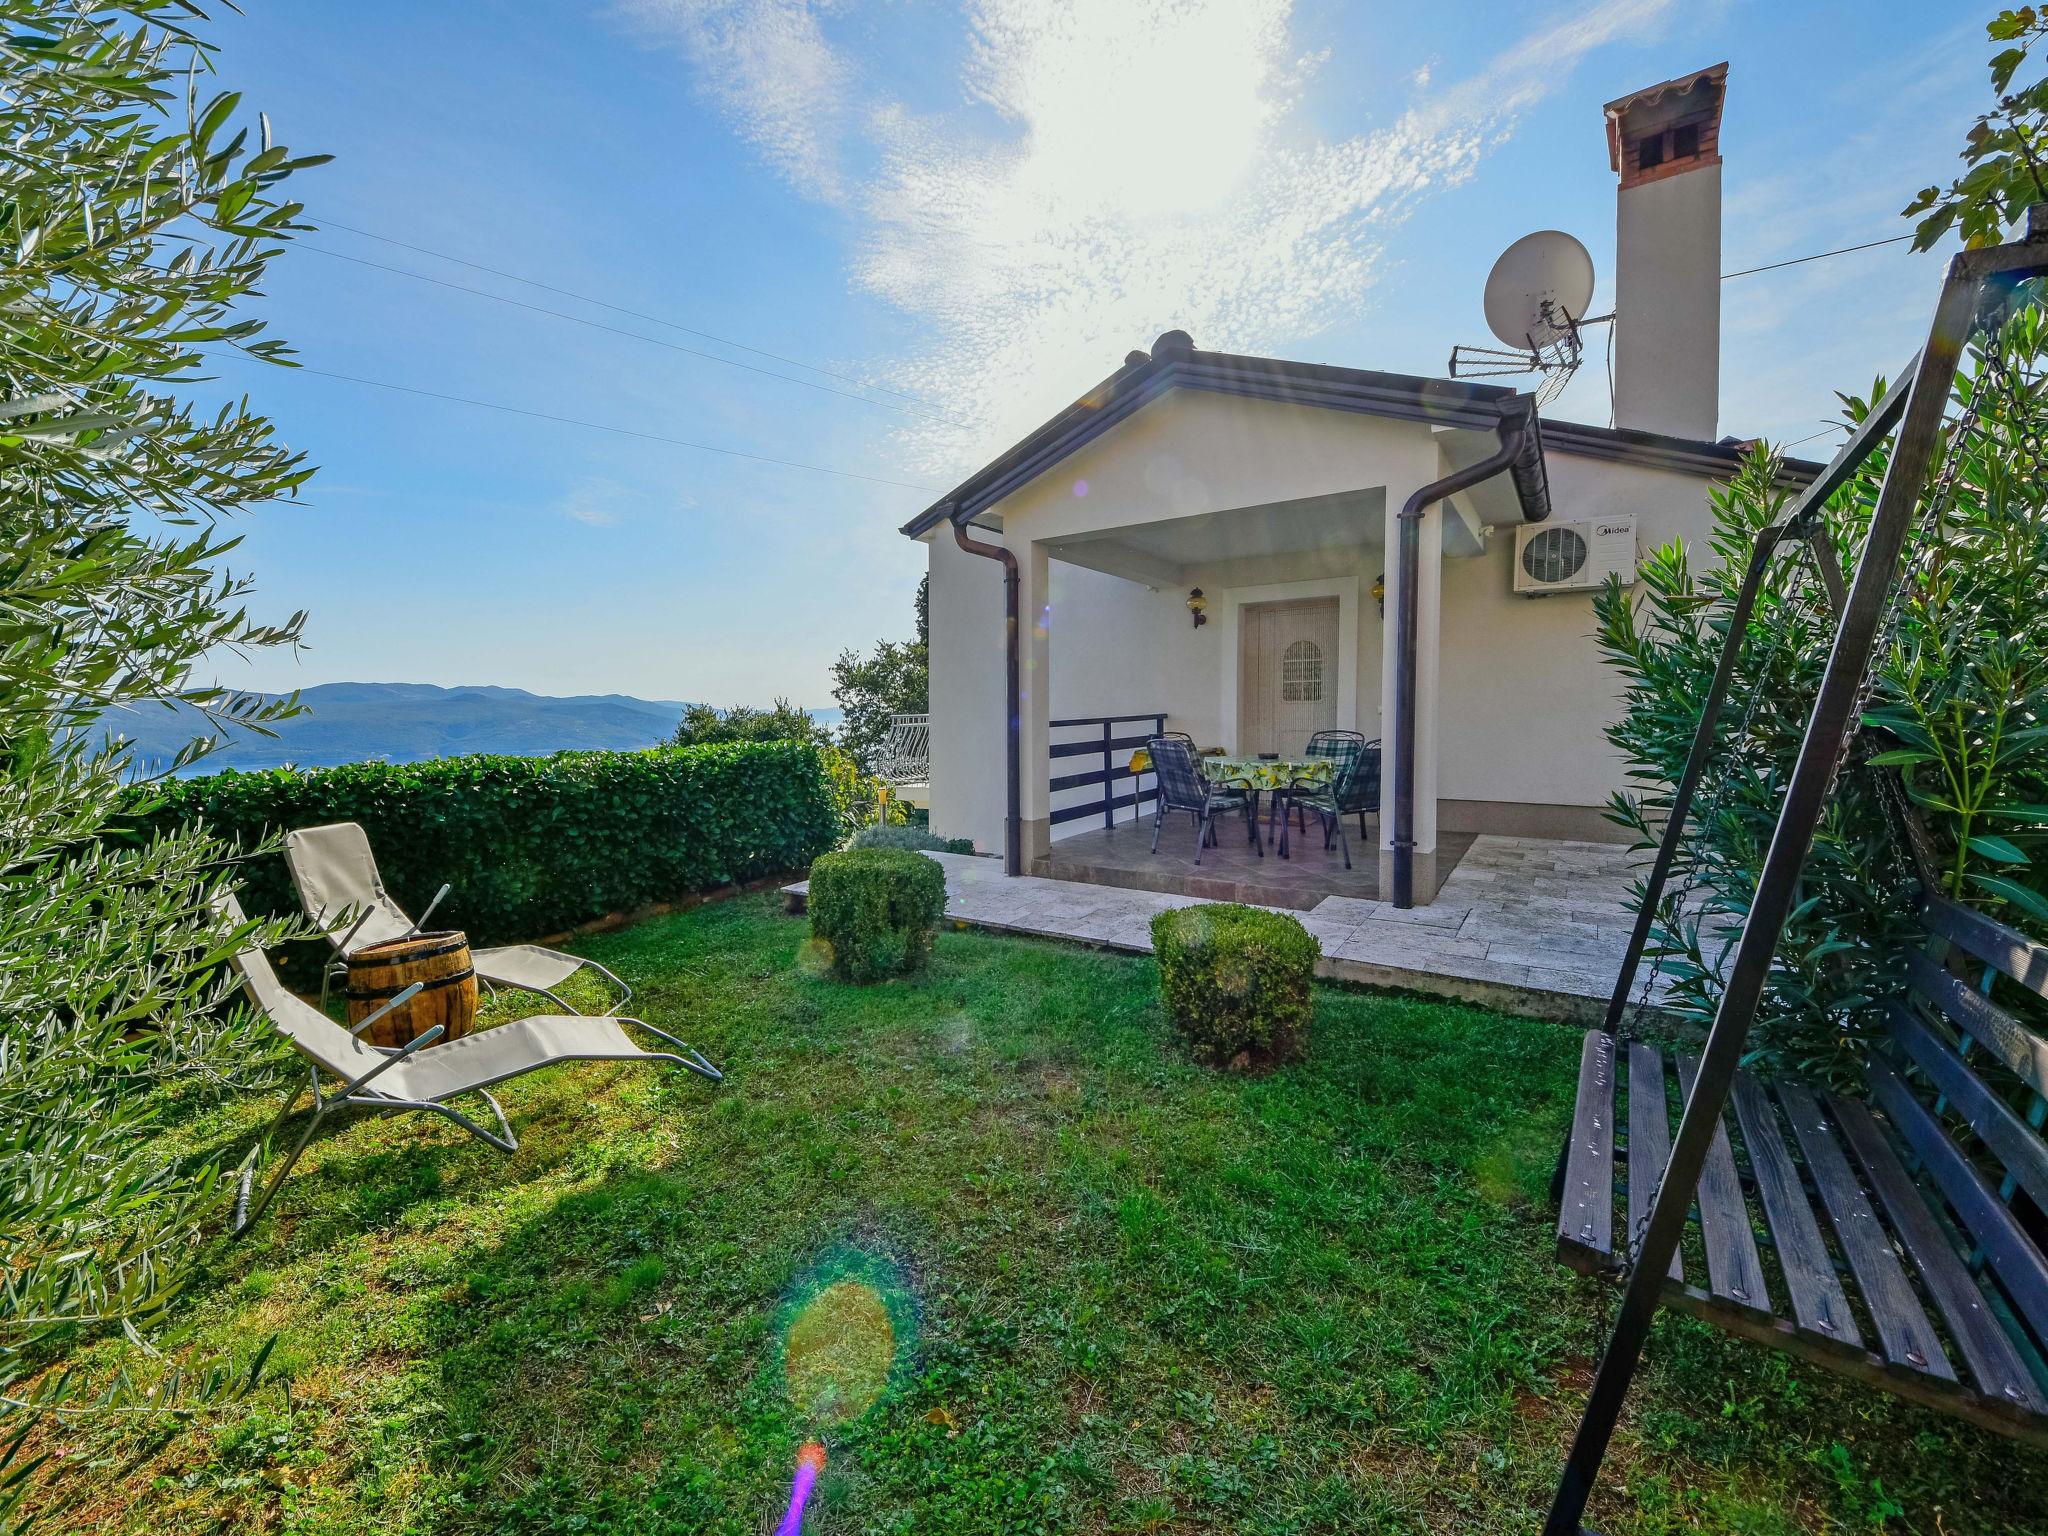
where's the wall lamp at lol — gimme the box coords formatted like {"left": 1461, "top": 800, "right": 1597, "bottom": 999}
{"left": 1186, "top": 588, "right": 1208, "bottom": 628}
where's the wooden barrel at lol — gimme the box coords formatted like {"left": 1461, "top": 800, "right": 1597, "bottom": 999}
{"left": 345, "top": 930, "right": 477, "bottom": 1049}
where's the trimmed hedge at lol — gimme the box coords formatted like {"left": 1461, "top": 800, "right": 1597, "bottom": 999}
{"left": 807, "top": 847, "right": 947, "bottom": 982}
{"left": 1150, "top": 903, "right": 1316, "bottom": 1068}
{"left": 847, "top": 823, "right": 976, "bottom": 855}
{"left": 131, "top": 742, "right": 844, "bottom": 945}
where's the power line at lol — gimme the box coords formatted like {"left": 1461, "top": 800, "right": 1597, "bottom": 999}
{"left": 251, "top": 356, "right": 943, "bottom": 493}
{"left": 1780, "top": 424, "right": 1845, "bottom": 449}
{"left": 1723, "top": 234, "right": 1914, "bottom": 280}
{"left": 316, "top": 216, "right": 933, "bottom": 407}
{"left": 296, "top": 241, "right": 960, "bottom": 426}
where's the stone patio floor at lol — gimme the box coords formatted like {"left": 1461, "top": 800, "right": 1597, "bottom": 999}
{"left": 787, "top": 835, "right": 1671, "bottom": 1024}
{"left": 1041, "top": 818, "right": 1478, "bottom": 909}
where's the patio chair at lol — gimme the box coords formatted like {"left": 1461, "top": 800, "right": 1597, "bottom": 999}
{"left": 215, "top": 895, "right": 720, "bottom": 1235}
{"left": 1147, "top": 736, "right": 1260, "bottom": 865}
{"left": 1279, "top": 730, "right": 1372, "bottom": 870}
{"left": 1129, "top": 730, "right": 1198, "bottom": 826}
{"left": 285, "top": 822, "right": 631, "bottom": 1015}
{"left": 1315, "top": 734, "right": 1381, "bottom": 840}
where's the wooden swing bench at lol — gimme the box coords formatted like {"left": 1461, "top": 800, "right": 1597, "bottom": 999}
{"left": 1556, "top": 892, "right": 2048, "bottom": 1445}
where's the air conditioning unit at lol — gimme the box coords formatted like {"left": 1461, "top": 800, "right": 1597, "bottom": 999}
{"left": 1512, "top": 515, "right": 1639, "bottom": 596}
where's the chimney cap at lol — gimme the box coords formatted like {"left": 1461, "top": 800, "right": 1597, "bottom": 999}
{"left": 1604, "top": 62, "right": 1727, "bottom": 173}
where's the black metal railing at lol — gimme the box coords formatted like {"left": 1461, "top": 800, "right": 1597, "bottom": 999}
{"left": 1048, "top": 712, "right": 1166, "bottom": 829}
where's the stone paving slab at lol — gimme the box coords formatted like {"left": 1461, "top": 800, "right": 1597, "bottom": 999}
{"left": 784, "top": 836, "right": 1674, "bottom": 1025}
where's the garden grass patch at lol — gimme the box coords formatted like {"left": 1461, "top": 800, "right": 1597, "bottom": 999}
{"left": 24, "top": 893, "right": 2048, "bottom": 1534}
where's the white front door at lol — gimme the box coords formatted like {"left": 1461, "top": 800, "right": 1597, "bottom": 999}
{"left": 1239, "top": 598, "right": 1339, "bottom": 756}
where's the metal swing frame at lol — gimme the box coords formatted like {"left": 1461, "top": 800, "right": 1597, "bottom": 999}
{"left": 1547, "top": 220, "right": 2048, "bottom": 1535}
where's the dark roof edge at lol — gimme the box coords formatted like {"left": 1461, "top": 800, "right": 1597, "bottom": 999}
{"left": 1540, "top": 418, "right": 1820, "bottom": 488}
{"left": 901, "top": 341, "right": 1817, "bottom": 538}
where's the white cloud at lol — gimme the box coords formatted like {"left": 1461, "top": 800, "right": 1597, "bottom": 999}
{"left": 629, "top": 0, "right": 1675, "bottom": 471}
{"left": 613, "top": 0, "right": 852, "bottom": 200}
{"left": 557, "top": 477, "right": 633, "bottom": 527}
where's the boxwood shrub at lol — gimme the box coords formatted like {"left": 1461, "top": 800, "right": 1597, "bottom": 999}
{"left": 130, "top": 741, "right": 843, "bottom": 944}
{"left": 1150, "top": 903, "right": 1317, "bottom": 1068}
{"left": 807, "top": 847, "right": 947, "bottom": 982}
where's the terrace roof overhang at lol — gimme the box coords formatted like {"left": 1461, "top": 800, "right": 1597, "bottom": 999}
{"left": 901, "top": 332, "right": 1820, "bottom": 542}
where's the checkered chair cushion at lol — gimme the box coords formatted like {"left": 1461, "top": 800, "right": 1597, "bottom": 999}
{"left": 1292, "top": 731, "right": 1372, "bottom": 816}
{"left": 1149, "top": 737, "right": 1244, "bottom": 815}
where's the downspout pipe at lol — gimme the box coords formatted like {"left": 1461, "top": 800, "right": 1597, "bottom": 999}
{"left": 1391, "top": 411, "right": 1538, "bottom": 908}
{"left": 951, "top": 510, "right": 1023, "bottom": 876}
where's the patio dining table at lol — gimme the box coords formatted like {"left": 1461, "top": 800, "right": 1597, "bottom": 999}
{"left": 1127, "top": 750, "right": 1335, "bottom": 856}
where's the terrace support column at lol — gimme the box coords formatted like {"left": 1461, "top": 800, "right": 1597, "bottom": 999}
{"left": 1011, "top": 536, "right": 1053, "bottom": 872}
{"left": 1379, "top": 491, "right": 1442, "bottom": 903}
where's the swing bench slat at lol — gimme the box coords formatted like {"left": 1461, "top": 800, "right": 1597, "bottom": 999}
{"left": 1555, "top": 893, "right": 2048, "bottom": 1445}
{"left": 1676, "top": 1052, "right": 1771, "bottom": 1316}
{"left": 1627, "top": 1042, "right": 1682, "bottom": 1284}
{"left": 1727, "top": 1070, "right": 1857, "bottom": 1347}
{"left": 1777, "top": 1076, "right": 1952, "bottom": 1380}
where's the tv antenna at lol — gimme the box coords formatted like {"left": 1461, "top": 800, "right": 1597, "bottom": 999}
{"left": 1449, "top": 230, "right": 1608, "bottom": 407}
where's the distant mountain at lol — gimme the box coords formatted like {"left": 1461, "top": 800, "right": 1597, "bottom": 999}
{"left": 105, "top": 682, "right": 842, "bottom": 774}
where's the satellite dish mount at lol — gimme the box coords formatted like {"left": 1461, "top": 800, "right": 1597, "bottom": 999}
{"left": 1450, "top": 230, "right": 1609, "bottom": 406}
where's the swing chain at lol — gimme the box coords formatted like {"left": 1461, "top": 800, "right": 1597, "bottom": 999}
{"left": 1983, "top": 299, "right": 2045, "bottom": 472}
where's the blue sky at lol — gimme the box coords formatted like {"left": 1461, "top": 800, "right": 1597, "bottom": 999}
{"left": 196, "top": 0, "right": 1988, "bottom": 706}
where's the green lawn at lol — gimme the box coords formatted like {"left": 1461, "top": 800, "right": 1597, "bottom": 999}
{"left": 30, "top": 894, "right": 2048, "bottom": 1534}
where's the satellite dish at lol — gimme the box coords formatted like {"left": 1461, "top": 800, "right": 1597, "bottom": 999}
{"left": 1483, "top": 230, "right": 1595, "bottom": 349}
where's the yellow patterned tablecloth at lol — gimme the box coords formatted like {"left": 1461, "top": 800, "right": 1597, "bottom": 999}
{"left": 1126, "top": 751, "right": 1331, "bottom": 790}
{"left": 1201, "top": 755, "right": 1332, "bottom": 790}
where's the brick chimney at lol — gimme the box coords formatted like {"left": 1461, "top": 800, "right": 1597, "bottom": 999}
{"left": 1606, "top": 63, "right": 1726, "bottom": 440}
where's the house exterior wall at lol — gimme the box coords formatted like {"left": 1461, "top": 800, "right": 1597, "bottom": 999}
{"left": 927, "top": 530, "right": 1009, "bottom": 853}
{"left": 1434, "top": 450, "right": 1717, "bottom": 837}
{"left": 989, "top": 390, "right": 1441, "bottom": 544}
{"left": 1040, "top": 551, "right": 1381, "bottom": 843}
{"left": 1186, "top": 545, "right": 1385, "bottom": 746}
{"left": 923, "top": 386, "right": 1724, "bottom": 862}
{"left": 992, "top": 392, "right": 1434, "bottom": 859}
{"left": 1044, "top": 564, "right": 1185, "bottom": 838}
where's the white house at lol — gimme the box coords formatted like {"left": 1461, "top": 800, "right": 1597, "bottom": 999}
{"left": 905, "top": 64, "right": 1819, "bottom": 907}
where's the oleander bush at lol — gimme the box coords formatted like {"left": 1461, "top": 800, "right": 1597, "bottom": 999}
{"left": 1598, "top": 304, "right": 2048, "bottom": 1081}
{"left": 847, "top": 823, "right": 976, "bottom": 854}
{"left": 133, "top": 742, "right": 844, "bottom": 945}
{"left": 1150, "top": 903, "right": 1316, "bottom": 1068}
{"left": 807, "top": 847, "right": 948, "bottom": 982}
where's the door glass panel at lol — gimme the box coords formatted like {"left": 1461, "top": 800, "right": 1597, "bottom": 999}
{"left": 1281, "top": 639, "right": 1322, "bottom": 702}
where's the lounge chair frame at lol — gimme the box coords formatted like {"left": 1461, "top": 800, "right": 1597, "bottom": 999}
{"left": 218, "top": 898, "right": 718, "bottom": 1237}
{"left": 284, "top": 822, "right": 634, "bottom": 1016}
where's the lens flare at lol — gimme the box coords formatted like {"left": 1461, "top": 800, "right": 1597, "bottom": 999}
{"left": 766, "top": 1247, "right": 916, "bottom": 1533}
{"left": 785, "top": 1278, "right": 893, "bottom": 1427}
{"left": 773, "top": 1441, "right": 827, "bottom": 1536}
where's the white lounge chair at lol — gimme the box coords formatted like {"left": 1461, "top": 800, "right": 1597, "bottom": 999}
{"left": 284, "top": 821, "right": 632, "bottom": 1014}
{"left": 217, "top": 895, "right": 720, "bottom": 1235}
